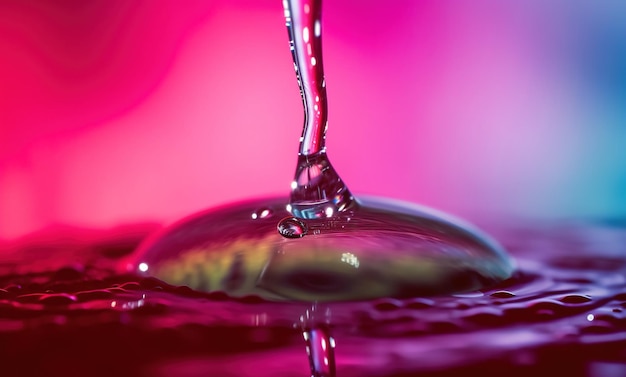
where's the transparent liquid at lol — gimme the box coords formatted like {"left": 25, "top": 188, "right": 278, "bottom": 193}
{"left": 1, "top": 0, "right": 620, "bottom": 376}
{"left": 130, "top": 197, "right": 513, "bottom": 302}
{"left": 127, "top": 0, "right": 517, "bottom": 374}
{"left": 129, "top": 0, "right": 513, "bottom": 303}
{"left": 0, "top": 221, "right": 624, "bottom": 377}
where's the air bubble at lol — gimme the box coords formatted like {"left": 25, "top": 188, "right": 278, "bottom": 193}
{"left": 277, "top": 217, "right": 308, "bottom": 238}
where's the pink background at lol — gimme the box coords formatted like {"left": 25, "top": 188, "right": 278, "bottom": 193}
{"left": 1, "top": 0, "right": 625, "bottom": 239}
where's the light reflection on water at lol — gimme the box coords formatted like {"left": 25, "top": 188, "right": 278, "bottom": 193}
{"left": 0, "top": 221, "right": 624, "bottom": 377}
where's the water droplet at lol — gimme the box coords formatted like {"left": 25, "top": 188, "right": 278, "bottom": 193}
{"left": 560, "top": 294, "right": 592, "bottom": 304}
{"left": 134, "top": 197, "right": 513, "bottom": 302}
{"left": 39, "top": 293, "right": 77, "bottom": 306}
{"left": 490, "top": 290, "right": 516, "bottom": 299}
{"left": 278, "top": 217, "right": 308, "bottom": 238}
{"left": 289, "top": 153, "right": 355, "bottom": 219}
{"left": 131, "top": 0, "right": 512, "bottom": 303}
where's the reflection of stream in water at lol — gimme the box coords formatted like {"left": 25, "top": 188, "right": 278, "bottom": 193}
{"left": 0, "top": 221, "right": 625, "bottom": 377}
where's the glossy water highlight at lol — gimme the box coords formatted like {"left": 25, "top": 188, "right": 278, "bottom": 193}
{"left": 132, "top": 197, "right": 513, "bottom": 302}
{"left": 0, "top": 221, "right": 624, "bottom": 376}
{"left": 131, "top": 0, "right": 513, "bottom": 304}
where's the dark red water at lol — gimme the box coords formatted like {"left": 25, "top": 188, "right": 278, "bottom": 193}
{"left": 0, "top": 220, "right": 625, "bottom": 377}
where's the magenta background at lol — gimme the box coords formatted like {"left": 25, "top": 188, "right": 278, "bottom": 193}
{"left": 1, "top": 0, "right": 625, "bottom": 239}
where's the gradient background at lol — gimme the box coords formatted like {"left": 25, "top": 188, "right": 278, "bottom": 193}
{"left": 1, "top": 0, "right": 625, "bottom": 240}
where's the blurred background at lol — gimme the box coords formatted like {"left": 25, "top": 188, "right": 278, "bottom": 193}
{"left": 0, "top": 0, "right": 625, "bottom": 240}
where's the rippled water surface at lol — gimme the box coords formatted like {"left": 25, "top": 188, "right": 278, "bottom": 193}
{"left": 0, "top": 220, "right": 625, "bottom": 377}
